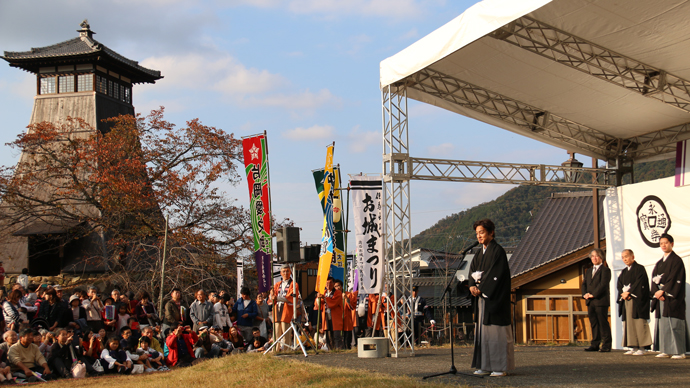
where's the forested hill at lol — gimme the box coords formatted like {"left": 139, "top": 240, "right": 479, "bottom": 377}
{"left": 411, "top": 159, "right": 676, "bottom": 253}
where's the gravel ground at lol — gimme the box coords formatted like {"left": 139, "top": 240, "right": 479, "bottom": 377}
{"left": 287, "top": 345, "right": 690, "bottom": 387}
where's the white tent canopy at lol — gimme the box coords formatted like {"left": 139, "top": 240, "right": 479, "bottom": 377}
{"left": 380, "top": 0, "right": 690, "bottom": 162}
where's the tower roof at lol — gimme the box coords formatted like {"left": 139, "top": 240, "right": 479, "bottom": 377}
{"left": 2, "top": 20, "right": 162, "bottom": 84}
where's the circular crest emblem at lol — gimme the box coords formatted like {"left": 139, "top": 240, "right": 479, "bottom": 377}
{"left": 636, "top": 195, "right": 672, "bottom": 247}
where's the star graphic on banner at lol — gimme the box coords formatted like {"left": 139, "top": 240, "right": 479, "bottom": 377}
{"left": 249, "top": 144, "right": 260, "bottom": 160}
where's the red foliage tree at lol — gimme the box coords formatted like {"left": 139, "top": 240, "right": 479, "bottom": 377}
{"left": 0, "top": 108, "right": 253, "bottom": 296}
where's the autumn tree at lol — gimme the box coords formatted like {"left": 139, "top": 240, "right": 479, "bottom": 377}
{"left": 0, "top": 108, "right": 252, "bottom": 298}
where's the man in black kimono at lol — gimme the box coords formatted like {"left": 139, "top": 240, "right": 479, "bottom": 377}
{"left": 410, "top": 286, "right": 435, "bottom": 345}
{"left": 582, "top": 248, "right": 611, "bottom": 352}
{"left": 468, "top": 219, "right": 513, "bottom": 377}
{"left": 651, "top": 233, "right": 689, "bottom": 359}
{"left": 617, "top": 249, "right": 651, "bottom": 355}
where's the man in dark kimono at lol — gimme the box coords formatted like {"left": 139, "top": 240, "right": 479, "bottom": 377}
{"left": 582, "top": 248, "right": 611, "bottom": 352}
{"left": 617, "top": 249, "right": 651, "bottom": 355}
{"left": 410, "top": 286, "right": 435, "bottom": 345}
{"left": 468, "top": 219, "right": 513, "bottom": 377}
{"left": 651, "top": 233, "right": 690, "bottom": 359}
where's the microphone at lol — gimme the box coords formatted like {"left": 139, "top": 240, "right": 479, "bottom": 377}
{"left": 461, "top": 241, "right": 480, "bottom": 255}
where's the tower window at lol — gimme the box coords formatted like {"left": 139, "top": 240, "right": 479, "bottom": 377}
{"left": 40, "top": 77, "right": 56, "bottom": 94}
{"left": 77, "top": 74, "right": 93, "bottom": 92}
{"left": 96, "top": 75, "right": 108, "bottom": 94}
{"left": 58, "top": 75, "right": 75, "bottom": 93}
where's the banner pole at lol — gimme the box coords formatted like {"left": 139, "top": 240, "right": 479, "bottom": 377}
{"left": 159, "top": 214, "right": 168, "bottom": 315}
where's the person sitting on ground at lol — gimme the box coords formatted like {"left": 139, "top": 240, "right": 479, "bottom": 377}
{"left": 138, "top": 336, "right": 168, "bottom": 371}
{"left": 193, "top": 326, "right": 220, "bottom": 359}
{"left": 120, "top": 326, "right": 147, "bottom": 366}
{"left": 0, "top": 332, "right": 15, "bottom": 383}
{"left": 250, "top": 326, "right": 268, "bottom": 346}
{"left": 139, "top": 326, "right": 164, "bottom": 354}
{"left": 4, "top": 289, "right": 29, "bottom": 332}
{"left": 0, "top": 331, "right": 17, "bottom": 356}
{"left": 37, "top": 330, "right": 53, "bottom": 361}
{"left": 100, "top": 337, "right": 132, "bottom": 374}
{"left": 165, "top": 324, "right": 197, "bottom": 368}
{"left": 209, "top": 326, "right": 233, "bottom": 356}
{"left": 247, "top": 337, "right": 267, "bottom": 353}
{"left": 8, "top": 328, "right": 55, "bottom": 381}
{"left": 227, "top": 326, "right": 245, "bottom": 352}
{"left": 49, "top": 328, "right": 100, "bottom": 378}
{"left": 81, "top": 329, "right": 102, "bottom": 365}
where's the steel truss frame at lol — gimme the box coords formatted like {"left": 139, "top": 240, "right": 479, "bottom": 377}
{"left": 408, "top": 67, "right": 690, "bottom": 162}
{"left": 381, "top": 84, "right": 615, "bottom": 357}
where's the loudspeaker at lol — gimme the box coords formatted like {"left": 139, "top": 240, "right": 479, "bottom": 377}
{"left": 276, "top": 226, "right": 301, "bottom": 263}
{"left": 300, "top": 244, "right": 320, "bottom": 263}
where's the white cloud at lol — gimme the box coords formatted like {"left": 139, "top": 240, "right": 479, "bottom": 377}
{"left": 427, "top": 142, "right": 455, "bottom": 157}
{"left": 287, "top": 0, "right": 423, "bottom": 19}
{"left": 282, "top": 124, "right": 336, "bottom": 140}
{"left": 347, "top": 125, "right": 380, "bottom": 153}
{"left": 141, "top": 53, "right": 286, "bottom": 96}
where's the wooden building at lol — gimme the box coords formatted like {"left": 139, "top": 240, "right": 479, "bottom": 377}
{"left": 0, "top": 20, "right": 162, "bottom": 275}
{"left": 510, "top": 191, "right": 606, "bottom": 344}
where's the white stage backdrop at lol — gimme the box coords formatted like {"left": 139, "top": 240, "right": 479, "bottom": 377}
{"left": 351, "top": 176, "right": 383, "bottom": 294}
{"left": 604, "top": 176, "right": 690, "bottom": 350}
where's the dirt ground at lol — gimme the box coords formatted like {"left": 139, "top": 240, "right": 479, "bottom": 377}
{"left": 287, "top": 345, "right": 690, "bottom": 387}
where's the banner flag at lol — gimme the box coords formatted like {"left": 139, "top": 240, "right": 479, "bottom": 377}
{"left": 236, "top": 260, "right": 243, "bottom": 299}
{"left": 315, "top": 144, "right": 335, "bottom": 294}
{"left": 350, "top": 175, "right": 383, "bottom": 294}
{"left": 312, "top": 166, "right": 345, "bottom": 282}
{"left": 241, "top": 133, "right": 273, "bottom": 293}
{"left": 676, "top": 140, "right": 690, "bottom": 187}
{"left": 604, "top": 176, "right": 690, "bottom": 349}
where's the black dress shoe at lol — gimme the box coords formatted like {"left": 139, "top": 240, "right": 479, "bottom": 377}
{"left": 599, "top": 348, "right": 611, "bottom": 352}
{"left": 584, "top": 347, "right": 599, "bottom": 351}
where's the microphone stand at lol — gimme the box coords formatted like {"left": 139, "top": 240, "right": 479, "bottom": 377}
{"left": 423, "top": 246, "right": 483, "bottom": 380}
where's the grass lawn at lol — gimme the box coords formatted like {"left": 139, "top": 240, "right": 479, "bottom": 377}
{"left": 43, "top": 352, "right": 458, "bottom": 388}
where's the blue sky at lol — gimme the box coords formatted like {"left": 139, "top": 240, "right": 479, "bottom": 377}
{"left": 0, "top": 0, "right": 570, "bottom": 251}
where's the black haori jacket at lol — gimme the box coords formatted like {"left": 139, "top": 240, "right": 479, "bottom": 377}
{"left": 468, "top": 239, "right": 511, "bottom": 326}
{"left": 617, "top": 261, "right": 650, "bottom": 320}
{"left": 651, "top": 251, "right": 687, "bottom": 320}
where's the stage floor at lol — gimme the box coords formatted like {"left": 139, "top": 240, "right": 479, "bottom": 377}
{"left": 288, "top": 345, "right": 690, "bottom": 387}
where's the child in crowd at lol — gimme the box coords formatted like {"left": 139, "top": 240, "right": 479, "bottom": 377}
{"left": 103, "top": 298, "right": 117, "bottom": 333}
{"left": 100, "top": 337, "right": 132, "bottom": 374}
{"left": 121, "top": 327, "right": 154, "bottom": 373}
{"left": 116, "top": 303, "right": 130, "bottom": 334}
{"left": 247, "top": 337, "right": 266, "bottom": 352}
{"left": 138, "top": 336, "right": 168, "bottom": 371}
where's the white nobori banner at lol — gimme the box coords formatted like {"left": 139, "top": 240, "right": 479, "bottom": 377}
{"left": 604, "top": 176, "right": 690, "bottom": 349}
{"left": 350, "top": 175, "right": 383, "bottom": 294}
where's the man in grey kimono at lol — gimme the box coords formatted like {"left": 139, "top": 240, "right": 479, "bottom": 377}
{"left": 617, "top": 249, "right": 652, "bottom": 355}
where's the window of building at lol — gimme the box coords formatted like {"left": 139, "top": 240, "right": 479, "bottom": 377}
{"left": 524, "top": 295, "right": 608, "bottom": 344}
{"left": 96, "top": 75, "right": 107, "bottom": 94}
{"left": 40, "top": 77, "right": 56, "bottom": 94}
{"left": 58, "top": 75, "right": 75, "bottom": 93}
{"left": 77, "top": 74, "right": 93, "bottom": 92}
{"left": 112, "top": 82, "right": 120, "bottom": 100}
{"left": 108, "top": 80, "right": 114, "bottom": 98}
{"left": 124, "top": 87, "right": 131, "bottom": 104}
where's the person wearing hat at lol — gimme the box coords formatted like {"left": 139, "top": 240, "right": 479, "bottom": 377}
{"left": 270, "top": 264, "right": 300, "bottom": 350}
{"left": 411, "top": 286, "right": 435, "bottom": 346}
{"left": 68, "top": 294, "right": 87, "bottom": 332}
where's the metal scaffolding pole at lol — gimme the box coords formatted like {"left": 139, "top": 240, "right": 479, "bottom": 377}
{"left": 382, "top": 83, "right": 415, "bottom": 357}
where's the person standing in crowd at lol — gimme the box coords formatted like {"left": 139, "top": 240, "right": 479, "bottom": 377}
{"left": 317, "top": 277, "right": 343, "bottom": 350}
{"left": 163, "top": 288, "right": 183, "bottom": 335}
{"left": 134, "top": 291, "right": 158, "bottom": 328}
{"left": 651, "top": 233, "right": 689, "bottom": 359}
{"left": 189, "top": 290, "right": 213, "bottom": 332}
{"left": 411, "top": 286, "right": 435, "bottom": 346}
{"left": 366, "top": 293, "right": 384, "bottom": 337}
{"left": 254, "top": 293, "right": 269, "bottom": 339}
{"left": 617, "top": 249, "right": 652, "bottom": 355}
{"left": 270, "top": 265, "right": 299, "bottom": 350}
{"left": 334, "top": 279, "right": 357, "bottom": 349}
{"left": 233, "top": 287, "right": 258, "bottom": 341}
{"left": 210, "top": 292, "right": 232, "bottom": 335}
{"left": 83, "top": 286, "right": 104, "bottom": 332}
{"left": 468, "top": 219, "right": 514, "bottom": 377}
{"left": 582, "top": 248, "right": 612, "bottom": 353}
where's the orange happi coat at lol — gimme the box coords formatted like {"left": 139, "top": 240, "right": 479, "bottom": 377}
{"left": 272, "top": 278, "right": 299, "bottom": 323}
